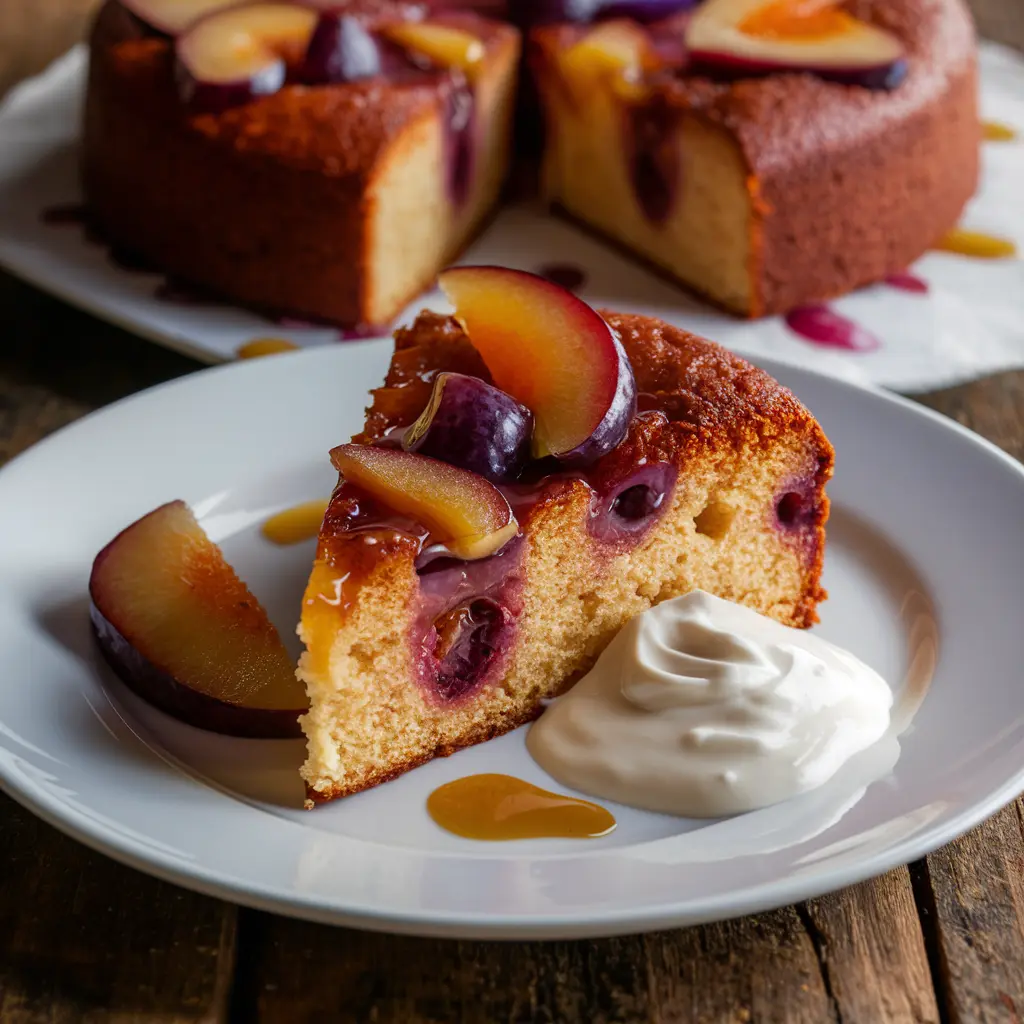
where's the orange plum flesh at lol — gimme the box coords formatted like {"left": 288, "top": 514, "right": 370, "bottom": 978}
{"left": 382, "top": 21, "right": 485, "bottom": 78}
{"left": 438, "top": 266, "right": 635, "bottom": 463}
{"left": 89, "top": 500, "right": 307, "bottom": 737}
{"left": 330, "top": 445, "right": 519, "bottom": 560}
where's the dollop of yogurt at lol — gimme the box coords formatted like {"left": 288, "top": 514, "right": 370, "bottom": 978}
{"left": 527, "top": 591, "right": 893, "bottom": 817}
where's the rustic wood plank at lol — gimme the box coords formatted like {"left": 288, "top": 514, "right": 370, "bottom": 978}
{"left": 0, "top": 793, "right": 236, "bottom": 1024}
{"left": 236, "top": 903, "right": 840, "bottom": 1024}
{"left": 911, "top": 374, "right": 1024, "bottom": 1024}
{"left": 911, "top": 807, "right": 1024, "bottom": 1024}
{"left": 239, "top": 877, "right": 936, "bottom": 1024}
{"left": 0, "top": 271, "right": 197, "bottom": 467}
{"left": 802, "top": 868, "right": 940, "bottom": 1023}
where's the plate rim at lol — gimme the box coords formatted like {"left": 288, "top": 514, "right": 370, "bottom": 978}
{"left": 2, "top": 347, "right": 1024, "bottom": 939}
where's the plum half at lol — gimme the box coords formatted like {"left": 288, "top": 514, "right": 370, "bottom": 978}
{"left": 89, "top": 501, "right": 307, "bottom": 738}
{"left": 121, "top": 0, "right": 238, "bottom": 36}
{"left": 330, "top": 444, "right": 520, "bottom": 560}
{"left": 402, "top": 372, "right": 534, "bottom": 483}
{"left": 686, "top": 0, "right": 907, "bottom": 89}
{"left": 175, "top": 3, "right": 318, "bottom": 112}
{"left": 300, "top": 14, "right": 419, "bottom": 85}
{"left": 438, "top": 266, "right": 637, "bottom": 467}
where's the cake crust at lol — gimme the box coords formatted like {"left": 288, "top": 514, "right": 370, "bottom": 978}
{"left": 532, "top": 0, "right": 979, "bottom": 316}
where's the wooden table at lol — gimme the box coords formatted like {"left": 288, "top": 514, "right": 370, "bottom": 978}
{"left": 2, "top": 262, "right": 1024, "bottom": 1022}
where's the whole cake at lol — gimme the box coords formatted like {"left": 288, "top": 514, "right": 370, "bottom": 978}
{"left": 81, "top": 0, "right": 979, "bottom": 327}
{"left": 297, "top": 267, "right": 834, "bottom": 804}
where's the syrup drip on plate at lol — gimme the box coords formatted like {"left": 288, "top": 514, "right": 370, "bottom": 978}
{"left": 261, "top": 499, "right": 329, "bottom": 545}
{"left": 933, "top": 228, "right": 1018, "bottom": 259}
{"left": 427, "top": 773, "right": 616, "bottom": 840}
{"left": 237, "top": 338, "right": 301, "bottom": 359}
{"left": 884, "top": 271, "right": 929, "bottom": 294}
{"left": 982, "top": 120, "right": 1017, "bottom": 142}
{"left": 785, "top": 305, "right": 882, "bottom": 352}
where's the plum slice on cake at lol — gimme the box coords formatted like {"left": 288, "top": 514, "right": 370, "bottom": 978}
{"left": 296, "top": 267, "right": 834, "bottom": 805}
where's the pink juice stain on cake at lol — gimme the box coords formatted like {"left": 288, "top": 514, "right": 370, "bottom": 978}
{"left": 536, "top": 262, "right": 587, "bottom": 292}
{"left": 884, "top": 271, "right": 929, "bottom": 294}
{"left": 785, "top": 305, "right": 881, "bottom": 353}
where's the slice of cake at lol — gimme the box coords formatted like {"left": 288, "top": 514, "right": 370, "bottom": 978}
{"left": 83, "top": 0, "right": 520, "bottom": 328}
{"left": 530, "top": 0, "right": 978, "bottom": 315}
{"left": 297, "top": 266, "right": 834, "bottom": 804}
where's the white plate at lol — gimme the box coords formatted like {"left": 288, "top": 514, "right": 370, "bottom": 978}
{"left": 1, "top": 45, "right": 1024, "bottom": 391}
{"left": 0, "top": 344, "right": 1023, "bottom": 939}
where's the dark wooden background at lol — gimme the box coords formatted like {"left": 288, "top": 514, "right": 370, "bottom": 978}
{"left": 2, "top": 0, "right": 1024, "bottom": 1016}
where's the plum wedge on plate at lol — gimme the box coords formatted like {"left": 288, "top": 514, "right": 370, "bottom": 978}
{"left": 90, "top": 500, "right": 308, "bottom": 738}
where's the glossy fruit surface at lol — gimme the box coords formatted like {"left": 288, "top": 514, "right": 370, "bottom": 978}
{"left": 403, "top": 372, "right": 534, "bottom": 483}
{"left": 122, "top": 0, "right": 238, "bottom": 35}
{"left": 438, "top": 266, "right": 636, "bottom": 466}
{"left": 89, "top": 500, "right": 307, "bottom": 738}
{"left": 176, "top": 4, "right": 317, "bottom": 112}
{"left": 686, "top": 0, "right": 905, "bottom": 88}
{"left": 381, "top": 21, "right": 486, "bottom": 79}
{"left": 330, "top": 444, "right": 519, "bottom": 560}
{"left": 300, "top": 14, "right": 416, "bottom": 84}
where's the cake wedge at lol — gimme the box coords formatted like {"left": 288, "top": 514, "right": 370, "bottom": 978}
{"left": 297, "top": 267, "right": 833, "bottom": 805}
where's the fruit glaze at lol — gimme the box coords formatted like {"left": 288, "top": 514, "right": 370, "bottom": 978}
{"left": 107, "top": 0, "right": 913, "bottom": 221}
{"left": 306, "top": 269, "right": 828, "bottom": 707}
{"left": 103, "top": 0, "right": 511, "bottom": 209}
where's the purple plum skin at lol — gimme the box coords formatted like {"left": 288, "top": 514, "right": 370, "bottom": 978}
{"left": 403, "top": 372, "right": 534, "bottom": 484}
{"left": 174, "top": 54, "right": 286, "bottom": 112}
{"left": 90, "top": 602, "right": 304, "bottom": 739}
{"left": 513, "top": 0, "right": 697, "bottom": 27}
{"left": 300, "top": 14, "right": 419, "bottom": 85}
{"left": 689, "top": 51, "right": 909, "bottom": 91}
{"left": 554, "top": 328, "right": 637, "bottom": 468}
{"left": 589, "top": 462, "right": 678, "bottom": 545}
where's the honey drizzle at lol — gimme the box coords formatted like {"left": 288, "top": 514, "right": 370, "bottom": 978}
{"left": 261, "top": 499, "right": 329, "bottom": 546}
{"left": 237, "top": 338, "right": 300, "bottom": 359}
{"left": 933, "top": 228, "right": 1017, "bottom": 259}
{"left": 427, "top": 774, "right": 616, "bottom": 840}
{"left": 982, "top": 120, "right": 1017, "bottom": 142}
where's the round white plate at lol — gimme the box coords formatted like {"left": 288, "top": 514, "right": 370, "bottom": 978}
{"left": 1, "top": 344, "right": 1023, "bottom": 939}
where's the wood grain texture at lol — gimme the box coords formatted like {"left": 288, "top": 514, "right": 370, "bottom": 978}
{"left": 0, "top": 793, "right": 236, "bottom": 1023}
{"left": 238, "top": 871, "right": 941, "bottom": 1024}
{"left": 914, "top": 375, "right": 1024, "bottom": 1024}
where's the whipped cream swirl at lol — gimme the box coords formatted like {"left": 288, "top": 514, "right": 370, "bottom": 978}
{"left": 527, "top": 591, "right": 892, "bottom": 817}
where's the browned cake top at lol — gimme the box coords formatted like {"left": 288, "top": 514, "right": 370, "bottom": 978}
{"left": 360, "top": 309, "right": 832, "bottom": 475}
{"left": 90, "top": 1, "right": 518, "bottom": 175}
{"left": 533, "top": 0, "right": 975, "bottom": 178}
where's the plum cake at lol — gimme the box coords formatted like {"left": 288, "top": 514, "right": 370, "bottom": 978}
{"left": 296, "top": 267, "right": 834, "bottom": 805}
{"left": 83, "top": 0, "right": 519, "bottom": 328}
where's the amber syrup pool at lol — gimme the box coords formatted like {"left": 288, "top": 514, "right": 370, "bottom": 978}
{"left": 427, "top": 773, "right": 616, "bottom": 840}
{"left": 261, "top": 500, "right": 329, "bottom": 546}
